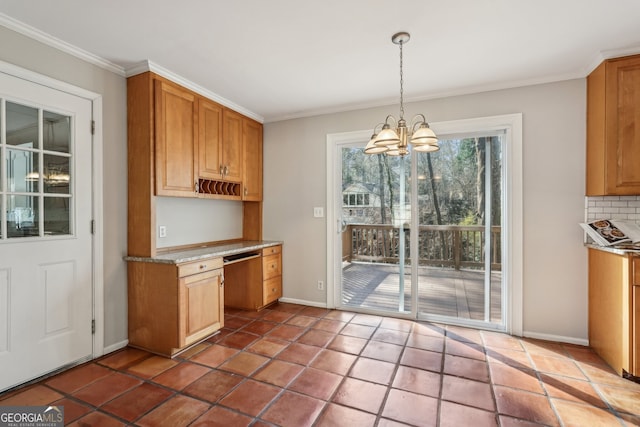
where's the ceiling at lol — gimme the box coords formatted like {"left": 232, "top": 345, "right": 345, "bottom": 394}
{"left": 1, "top": 0, "right": 639, "bottom": 123}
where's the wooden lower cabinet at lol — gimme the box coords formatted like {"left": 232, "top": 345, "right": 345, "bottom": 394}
{"left": 588, "top": 248, "right": 638, "bottom": 377}
{"left": 225, "top": 245, "right": 282, "bottom": 310}
{"left": 262, "top": 245, "right": 282, "bottom": 306}
{"left": 128, "top": 257, "right": 224, "bottom": 357}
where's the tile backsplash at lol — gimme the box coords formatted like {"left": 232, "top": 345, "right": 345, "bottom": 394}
{"left": 585, "top": 196, "right": 640, "bottom": 223}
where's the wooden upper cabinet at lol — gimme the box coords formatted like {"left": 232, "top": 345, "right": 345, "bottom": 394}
{"left": 221, "top": 108, "right": 243, "bottom": 182}
{"left": 198, "top": 98, "right": 223, "bottom": 180}
{"left": 155, "top": 79, "right": 198, "bottom": 197}
{"left": 587, "top": 54, "right": 640, "bottom": 195}
{"left": 243, "top": 118, "right": 263, "bottom": 201}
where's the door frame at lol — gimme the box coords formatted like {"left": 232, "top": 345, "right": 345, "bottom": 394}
{"left": 326, "top": 114, "right": 523, "bottom": 336}
{"left": 0, "top": 59, "right": 105, "bottom": 357}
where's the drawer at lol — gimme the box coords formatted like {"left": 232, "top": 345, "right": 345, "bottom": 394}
{"left": 263, "top": 253, "right": 282, "bottom": 280}
{"left": 263, "top": 276, "right": 282, "bottom": 305}
{"left": 178, "top": 257, "right": 223, "bottom": 277}
{"left": 263, "top": 245, "right": 281, "bottom": 256}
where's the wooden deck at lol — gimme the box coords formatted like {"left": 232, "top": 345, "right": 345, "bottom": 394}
{"left": 341, "top": 261, "right": 502, "bottom": 323}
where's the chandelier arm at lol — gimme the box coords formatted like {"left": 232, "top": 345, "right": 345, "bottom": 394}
{"left": 384, "top": 115, "right": 397, "bottom": 127}
{"left": 409, "top": 113, "right": 428, "bottom": 131}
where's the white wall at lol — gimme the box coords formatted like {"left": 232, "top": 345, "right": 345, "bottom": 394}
{"left": 0, "top": 26, "right": 129, "bottom": 349}
{"left": 264, "top": 79, "right": 589, "bottom": 343}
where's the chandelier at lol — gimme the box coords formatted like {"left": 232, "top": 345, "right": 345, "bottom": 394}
{"left": 364, "top": 32, "right": 439, "bottom": 156}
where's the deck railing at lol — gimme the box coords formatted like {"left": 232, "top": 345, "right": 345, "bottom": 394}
{"left": 342, "top": 224, "right": 501, "bottom": 270}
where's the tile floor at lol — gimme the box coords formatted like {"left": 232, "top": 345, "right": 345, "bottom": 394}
{"left": 1, "top": 302, "right": 640, "bottom": 426}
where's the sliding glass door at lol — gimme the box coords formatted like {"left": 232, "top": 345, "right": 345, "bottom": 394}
{"left": 415, "top": 134, "right": 504, "bottom": 329}
{"left": 339, "top": 145, "right": 414, "bottom": 315}
{"left": 331, "top": 124, "right": 511, "bottom": 332}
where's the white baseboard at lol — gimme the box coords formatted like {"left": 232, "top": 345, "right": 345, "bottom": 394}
{"left": 102, "top": 339, "right": 129, "bottom": 355}
{"left": 523, "top": 331, "right": 588, "bottom": 347}
{"left": 278, "top": 297, "right": 327, "bottom": 308}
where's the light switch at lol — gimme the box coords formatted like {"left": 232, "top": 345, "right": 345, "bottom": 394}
{"left": 313, "top": 207, "right": 324, "bottom": 218}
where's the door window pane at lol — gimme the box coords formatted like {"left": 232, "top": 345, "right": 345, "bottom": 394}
{"left": 7, "top": 195, "right": 39, "bottom": 238}
{"left": 6, "top": 102, "right": 39, "bottom": 148}
{"left": 44, "top": 196, "right": 70, "bottom": 235}
{"left": 6, "top": 148, "right": 39, "bottom": 193}
{"left": 43, "top": 111, "right": 70, "bottom": 153}
{"left": 44, "top": 154, "right": 70, "bottom": 194}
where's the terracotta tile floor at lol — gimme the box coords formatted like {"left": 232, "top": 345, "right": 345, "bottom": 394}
{"left": 2, "top": 303, "right": 640, "bottom": 426}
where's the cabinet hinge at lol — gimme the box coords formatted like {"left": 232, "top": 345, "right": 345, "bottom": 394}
{"left": 91, "top": 319, "right": 95, "bottom": 334}
{"left": 91, "top": 120, "right": 95, "bottom": 135}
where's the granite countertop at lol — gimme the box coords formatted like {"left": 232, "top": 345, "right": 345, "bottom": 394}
{"left": 125, "top": 240, "right": 283, "bottom": 264}
{"left": 585, "top": 243, "right": 640, "bottom": 256}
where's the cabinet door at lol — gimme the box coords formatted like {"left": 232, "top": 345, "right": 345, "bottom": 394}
{"left": 222, "top": 108, "right": 243, "bottom": 182}
{"left": 243, "top": 118, "right": 263, "bottom": 201}
{"left": 180, "top": 269, "right": 223, "bottom": 346}
{"left": 198, "top": 98, "right": 223, "bottom": 180}
{"left": 605, "top": 56, "right": 640, "bottom": 195}
{"left": 154, "top": 79, "right": 198, "bottom": 197}
{"left": 588, "top": 248, "right": 631, "bottom": 375}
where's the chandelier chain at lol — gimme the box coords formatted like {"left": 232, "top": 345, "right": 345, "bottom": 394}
{"left": 399, "top": 39, "right": 404, "bottom": 119}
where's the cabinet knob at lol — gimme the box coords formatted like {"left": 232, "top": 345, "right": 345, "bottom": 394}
{"left": 200, "top": 264, "right": 206, "bottom": 269}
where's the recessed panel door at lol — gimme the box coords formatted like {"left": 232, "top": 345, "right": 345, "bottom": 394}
{"left": 0, "top": 71, "right": 93, "bottom": 392}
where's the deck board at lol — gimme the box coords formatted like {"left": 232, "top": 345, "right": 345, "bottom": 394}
{"left": 341, "top": 262, "right": 502, "bottom": 323}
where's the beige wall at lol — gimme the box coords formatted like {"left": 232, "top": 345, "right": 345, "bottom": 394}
{"left": 264, "top": 79, "right": 589, "bottom": 343}
{"left": 0, "top": 26, "right": 129, "bottom": 348}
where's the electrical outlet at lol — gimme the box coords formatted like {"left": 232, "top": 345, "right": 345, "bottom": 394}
{"left": 317, "top": 280, "right": 324, "bottom": 291}
{"left": 158, "top": 225, "right": 167, "bottom": 238}
{"left": 313, "top": 207, "right": 324, "bottom": 218}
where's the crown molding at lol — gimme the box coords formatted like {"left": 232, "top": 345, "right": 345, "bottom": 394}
{"left": 583, "top": 45, "right": 640, "bottom": 75}
{"left": 126, "top": 60, "right": 264, "bottom": 123}
{"left": 264, "top": 70, "right": 582, "bottom": 123}
{"left": 0, "top": 13, "right": 126, "bottom": 76}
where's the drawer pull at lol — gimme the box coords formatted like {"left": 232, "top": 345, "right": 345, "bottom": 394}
{"left": 199, "top": 264, "right": 207, "bottom": 270}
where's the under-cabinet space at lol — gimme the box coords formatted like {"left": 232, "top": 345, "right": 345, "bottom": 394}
{"left": 224, "top": 245, "right": 283, "bottom": 310}
{"left": 224, "top": 252, "right": 263, "bottom": 310}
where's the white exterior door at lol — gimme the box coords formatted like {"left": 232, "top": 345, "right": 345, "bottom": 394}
{"left": 0, "top": 71, "right": 94, "bottom": 392}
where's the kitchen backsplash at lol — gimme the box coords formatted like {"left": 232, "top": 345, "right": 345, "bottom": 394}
{"left": 585, "top": 196, "right": 640, "bottom": 223}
